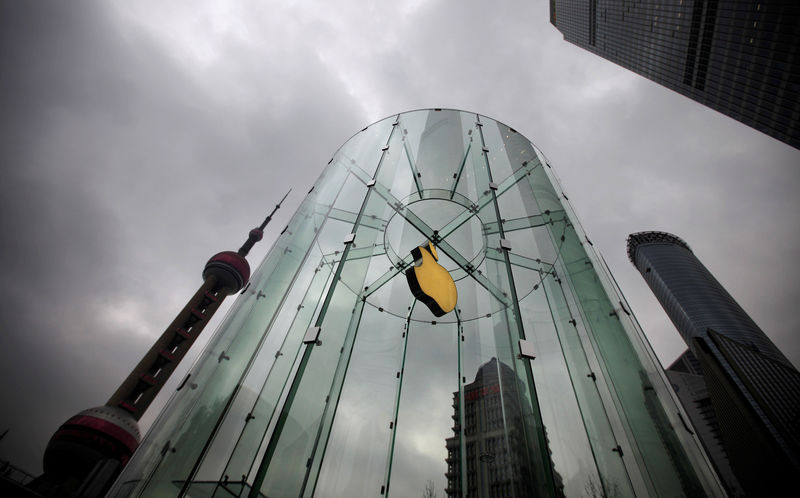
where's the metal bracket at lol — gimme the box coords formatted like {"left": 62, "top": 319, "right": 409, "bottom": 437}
{"left": 519, "top": 339, "right": 536, "bottom": 360}
{"left": 303, "top": 326, "right": 321, "bottom": 344}
{"left": 160, "top": 440, "right": 174, "bottom": 456}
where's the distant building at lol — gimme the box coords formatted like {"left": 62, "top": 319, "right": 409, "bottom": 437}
{"left": 550, "top": 1, "right": 800, "bottom": 149}
{"left": 628, "top": 231, "right": 800, "bottom": 495}
{"left": 666, "top": 350, "right": 744, "bottom": 497}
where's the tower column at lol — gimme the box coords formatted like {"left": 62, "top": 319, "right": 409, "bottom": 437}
{"left": 107, "top": 275, "right": 222, "bottom": 419}
{"left": 34, "top": 192, "right": 289, "bottom": 498}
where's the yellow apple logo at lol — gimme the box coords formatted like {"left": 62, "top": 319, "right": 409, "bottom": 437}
{"left": 405, "top": 241, "right": 458, "bottom": 316}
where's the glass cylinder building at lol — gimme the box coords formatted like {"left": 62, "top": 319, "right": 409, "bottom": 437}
{"left": 110, "top": 109, "right": 724, "bottom": 497}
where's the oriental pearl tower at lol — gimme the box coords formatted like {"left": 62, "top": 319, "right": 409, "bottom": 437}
{"left": 33, "top": 192, "right": 289, "bottom": 497}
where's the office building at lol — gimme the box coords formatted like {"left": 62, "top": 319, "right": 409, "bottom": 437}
{"left": 666, "top": 350, "right": 743, "bottom": 497}
{"left": 109, "top": 109, "right": 723, "bottom": 497}
{"left": 550, "top": 1, "right": 800, "bottom": 149}
{"left": 628, "top": 230, "right": 800, "bottom": 495}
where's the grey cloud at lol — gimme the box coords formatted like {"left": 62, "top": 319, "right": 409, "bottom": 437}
{"left": 0, "top": 0, "right": 363, "bottom": 472}
{"left": 1, "top": 0, "right": 798, "bottom": 479}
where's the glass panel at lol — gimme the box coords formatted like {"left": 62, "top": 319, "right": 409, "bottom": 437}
{"left": 332, "top": 173, "right": 369, "bottom": 214}
{"left": 254, "top": 159, "right": 393, "bottom": 497}
{"left": 385, "top": 320, "right": 458, "bottom": 498}
{"left": 333, "top": 117, "right": 395, "bottom": 178}
{"left": 114, "top": 194, "right": 321, "bottom": 496}
{"left": 256, "top": 262, "right": 370, "bottom": 497}
{"left": 111, "top": 111, "right": 725, "bottom": 498}
{"left": 310, "top": 159, "right": 349, "bottom": 209}
{"left": 465, "top": 113, "right": 557, "bottom": 497}
{"left": 520, "top": 281, "right": 607, "bottom": 497}
{"left": 219, "top": 251, "right": 334, "bottom": 482}
{"left": 452, "top": 117, "right": 481, "bottom": 202}
{"left": 192, "top": 251, "right": 327, "bottom": 482}
{"left": 413, "top": 109, "right": 466, "bottom": 190}
{"left": 396, "top": 110, "right": 429, "bottom": 170}
{"left": 538, "top": 272, "right": 635, "bottom": 496}
{"left": 312, "top": 305, "right": 404, "bottom": 497}
{"left": 479, "top": 119, "right": 518, "bottom": 191}
{"left": 370, "top": 117, "right": 424, "bottom": 205}
{"left": 553, "top": 213, "right": 706, "bottom": 496}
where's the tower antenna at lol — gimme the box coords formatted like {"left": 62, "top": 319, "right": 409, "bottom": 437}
{"left": 238, "top": 189, "right": 291, "bottom": 257}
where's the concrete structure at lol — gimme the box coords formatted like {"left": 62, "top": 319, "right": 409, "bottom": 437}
{"left": 628, "top": 230, "right": 800, "bottom": 496}
{"left": 109, "top": 110, "right": 724, "bottom": 498}
{"left": 550, "top": 1, "right": 800, "bottom": 149}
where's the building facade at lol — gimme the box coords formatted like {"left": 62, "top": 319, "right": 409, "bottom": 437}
{"left": 550, "top": 1, "right": 800, "bottom": 149}
{"left": 109, "top": 110, "right": 723, "bottom": 497}
{"left": 666, "top": 351, "right": 743, "bottom": 497}
{"left": 628, "top": 230, "right": 800, "bottom": 495}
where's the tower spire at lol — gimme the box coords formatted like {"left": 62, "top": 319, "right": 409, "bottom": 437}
{"left": 238, "top": 189, "right": 291, "bottom": 257}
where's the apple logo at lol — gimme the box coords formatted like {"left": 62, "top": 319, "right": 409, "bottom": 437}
{"left": 405, "top": 241, "right": 458, "bottom": 317}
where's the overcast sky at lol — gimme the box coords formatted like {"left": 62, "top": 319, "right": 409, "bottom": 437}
{"left": 1, "top": 0, "right": 798, "bottom": 475}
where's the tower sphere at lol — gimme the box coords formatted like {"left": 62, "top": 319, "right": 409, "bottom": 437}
{"left": 43, "top": 406, "right": 140, "bottom": 478}
{"left": 249, "top": 228, "right": 264, "bottom": 242}
{"left": 203, "top": 250, "right": 250, "bottom": 293}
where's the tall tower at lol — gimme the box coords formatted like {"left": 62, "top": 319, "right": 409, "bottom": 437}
{"left": 109, "top": 110, "right": 724, "bottom": 498}
{"left": 549, "top": 1, "right": 800, "bottom": 149}
{"left": 628, "top": 230, "right": 800, "bottom": 495}
{"left": 35, "top": 195, "right": 287, "bottom": 497}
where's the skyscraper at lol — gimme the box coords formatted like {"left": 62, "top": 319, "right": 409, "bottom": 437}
{"left": 628, "top": 230, "right": 800, "bottom": 496}
{"left": 550, "top": 1, "right": 800, "bottom": 149}
{"left": 109, "top": 110, "right": 724, "bottom": 497}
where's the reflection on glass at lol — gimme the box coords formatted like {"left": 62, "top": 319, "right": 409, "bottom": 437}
{"left": 110, "top": 110, "right": 725, "bottom": 498}
{"left": 445, "top": 357, "right": 563, "bottom": 497}
{"left": 386, "top": 320, "right": 457, "bottom": 497}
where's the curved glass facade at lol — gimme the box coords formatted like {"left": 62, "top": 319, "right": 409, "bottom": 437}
{"left": 110, "top": 110, "right": 723, "bottom": 497}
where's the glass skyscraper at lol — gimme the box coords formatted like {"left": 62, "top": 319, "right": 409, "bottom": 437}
{"left": 550, "top": 1, "right": 800, "bottom": 149}
{"left": 109, "top": 110, "right": 723, "bottom": 497}
{"left": 628, "top": 231, "right": 800, "bottom": 496}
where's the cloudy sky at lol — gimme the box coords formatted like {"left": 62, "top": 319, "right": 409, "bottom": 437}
{"left": 1, "top": 0, "right": 798, "bottom": 475}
